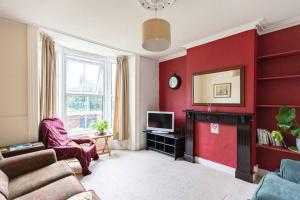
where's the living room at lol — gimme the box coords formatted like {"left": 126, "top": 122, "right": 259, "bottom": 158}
{"left": 0, "top": 1, "right": 300, "bottom": 200}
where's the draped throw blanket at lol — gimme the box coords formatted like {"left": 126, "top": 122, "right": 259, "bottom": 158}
{"left": 113, "top": 56, "right": 130, "bottom": 141}
{"left": 40, "top": 35, "right": 56, "bottom": 120}
{"left": 40, "top": 118, "right": 99, "bottom": 175}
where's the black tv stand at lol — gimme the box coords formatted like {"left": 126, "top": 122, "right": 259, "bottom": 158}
{"left": 144, "top": 130, "right": 185, "bottom": 160}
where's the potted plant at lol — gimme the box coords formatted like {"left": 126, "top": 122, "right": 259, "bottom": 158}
{"left": 272, "top": 106, "right": 300, "bottom": 151}
{"left": 92, "top": 120, "right": 108, "bottom": 135}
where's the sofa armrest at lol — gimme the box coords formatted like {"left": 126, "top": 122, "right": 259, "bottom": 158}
{"left": 280, "top": 159, "right": 300, "bottom": 184}
{"left": 89, "top": 190, "right": 101, "bottom": 200}
{"left": 0, "top": 149, "right": 57, "bottom": 179}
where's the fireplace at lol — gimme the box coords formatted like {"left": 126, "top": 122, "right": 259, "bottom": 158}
{"left": 184, "top": 110, "right": 253, "bottom": 182}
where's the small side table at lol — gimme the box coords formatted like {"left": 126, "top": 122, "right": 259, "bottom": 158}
{"left": 0, "top": 142, "right": 45, "bottom": 158}
{"left": 89, "top": 133, "right": 113, "bottom": 156}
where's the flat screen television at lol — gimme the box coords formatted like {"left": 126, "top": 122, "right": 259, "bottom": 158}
{"left": 147, "top": 111, "right": 174, "bottom": 133}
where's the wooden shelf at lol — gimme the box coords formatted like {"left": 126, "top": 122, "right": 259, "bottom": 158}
{"left": 146, "top": 131, "right": 185, "bottom": 160}
{"left": 258, "top": 49, "right": 300, "bottom": 60}
{"left": 165, "top": 143, "right": 175, "bottom": 147}
{"left": 257, "top": 74, "right": 300, "bottom": 81}
{"left": 256, "top": 144, "right": 300, "bottom": 155}
{"left": 256, "top": 105, "right": 300, "bottom": 108}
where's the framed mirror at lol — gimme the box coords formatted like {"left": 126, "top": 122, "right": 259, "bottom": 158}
{"left": 192, "top": 65, "right": 244, "bottom": 106}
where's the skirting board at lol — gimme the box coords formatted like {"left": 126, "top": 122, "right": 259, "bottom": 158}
{"left": 195, "top": 157, "right": 236, "bottom": 175}
{"left": 195, "top": 157, "right": 268, "bottom": 182}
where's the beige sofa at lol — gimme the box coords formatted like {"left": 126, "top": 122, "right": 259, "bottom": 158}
{"left": 0, "top": 149, "right": 100, "bottom": 200}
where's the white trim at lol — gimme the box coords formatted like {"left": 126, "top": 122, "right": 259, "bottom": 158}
{"left": 159, "top": 49, "right": 187, "bottom": 62}
{"left": 0, "top": 16, "right": 136, "bottom": 57}
{"left": 182, "top": 19, "right": 263, "bottom": 49}
{"left": 27, "top": 25, "right": 40, "bottom": 142}
{"left": 135, "top": 56, "right": 141, "bottom": 150}
{"left": 258, "top": 15, "right": 300, "bottom": 35}
{"left": 195, "top": 156, "right": 236, "bottom": 175}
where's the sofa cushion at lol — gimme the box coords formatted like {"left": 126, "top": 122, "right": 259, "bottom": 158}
{"left": 0, "top": 193, "right": 6, "bottom": 200}
{"left": 0, "top": 170, "right": 8, "bottom": 199}
{"left": 9, "top": 161, "right": 73, "bottom": 199}
{"left": 280, "top": 159, "right": 300, "bottom": 184}
{"left": 67, "top": 191, "right": 93, "bottom": 200}
{"left": 14, "top": 176, "right": 85, "bottom": 200}
{"left": 251, "top": 172, "right": 300, "bottom": 200}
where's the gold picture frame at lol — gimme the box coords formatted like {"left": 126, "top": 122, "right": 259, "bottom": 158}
{"left": 213, "top": 83, "right": 231, "bottom": 98}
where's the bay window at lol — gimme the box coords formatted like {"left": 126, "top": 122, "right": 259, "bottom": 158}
{"left": 62, "top": 52, "right": 116, "bottom": 136}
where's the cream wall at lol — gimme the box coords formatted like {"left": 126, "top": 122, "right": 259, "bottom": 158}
{"left": 0, "top": 19, "right": 28, "bottom": 146}
{"left": 138, "top": 56, "right": 159, "bottom": 149}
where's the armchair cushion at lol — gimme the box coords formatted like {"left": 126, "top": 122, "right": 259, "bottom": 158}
{"left": 280, "top": 159, "right": 300, "bottom": 184}
{"left": 8, "top": 161, "right": 73, "bottom": 199}
{"left": 0, "top": 170, "right": 8, "bottom": 199}
{"left": 0, "top": 149, "right": 57, "bottom": 179}
{"left": 251, "top": 172, "right": 300, "bottom": 200}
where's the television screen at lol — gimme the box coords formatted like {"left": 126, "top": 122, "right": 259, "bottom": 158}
{"left": 147, "top": 111, "right": 174, "bottom": 132}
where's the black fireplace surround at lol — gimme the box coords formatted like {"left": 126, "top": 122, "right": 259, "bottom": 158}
{"left": 184, "top": 110, "right": 253, "bottom": 182}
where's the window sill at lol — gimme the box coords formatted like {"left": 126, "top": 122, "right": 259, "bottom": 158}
{"left": 68, "top": 129, "right": 98, "bottom": 137}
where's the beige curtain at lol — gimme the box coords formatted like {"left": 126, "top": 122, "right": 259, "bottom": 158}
{"left": 40, "top": 35, "right": 56, "bottom": 120}
{"left": 113, "top": 56, "right": 129, "bottom": 140}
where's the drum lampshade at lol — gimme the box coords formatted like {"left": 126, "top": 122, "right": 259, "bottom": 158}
{"left": 142, "top": 18, "right": 171, "bottom": 52}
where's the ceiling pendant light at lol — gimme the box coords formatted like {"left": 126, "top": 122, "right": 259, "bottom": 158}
{"left": 139, "top": 0, "right": 176, "bottom": 52}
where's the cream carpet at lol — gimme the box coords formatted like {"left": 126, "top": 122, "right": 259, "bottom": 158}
{"left": 78, "top": 150, "right": 257, "bottom": 200}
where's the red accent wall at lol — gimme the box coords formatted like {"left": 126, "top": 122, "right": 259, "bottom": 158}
{"left": 187, "top": 30, "right": 257, "bottom": 168}
{"left": 186, "top": 30, "right": 257, "bottom": 113}
{"left": 159, "top": 56, "right": 187, "bottom": 131}
{"left": 195, "top": 123, "right": 237, "bottom": 167}
{"left": 159, "top": 30, "right": 257, "bottom": 168}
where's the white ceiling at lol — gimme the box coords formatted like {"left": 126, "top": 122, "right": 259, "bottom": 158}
{"left": 1, "top": 0, "right": 300, "bottom": 60}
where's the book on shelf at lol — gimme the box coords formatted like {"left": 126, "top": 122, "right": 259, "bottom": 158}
{"left": 9, "top": 143, "right": 33, "bottom": 151}
{"left": 257, "top": 128, "right": 285, "bottom": 147}
{"left": 0, "top": 147, "right": 8, "bottom": 153}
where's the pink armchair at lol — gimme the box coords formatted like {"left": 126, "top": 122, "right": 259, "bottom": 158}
{"left": 39, "top": 118, "right": 99, "bottom": 175}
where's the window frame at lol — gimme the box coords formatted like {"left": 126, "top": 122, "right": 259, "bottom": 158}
{"left": 60, "top": 48, "right": 116, "bottom": 136}
{"left": 65, "top": 56, "right": 105, "bottom": 95}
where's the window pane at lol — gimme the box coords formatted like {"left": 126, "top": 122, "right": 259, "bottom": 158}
{"left": 66, "top": 114, "right": 99, "bottom": 135}
{"left": 84, "top": 63, "right": 102, "bottom": 93}
{"left": 66, "top": 58, "right": 103, "bottom": 94}
{"left": 66, "top": 96, "right": 86, "bottom": 112}
{"left": 89, "top": 96, "right": 103, "bottom": 111}
{"left": 65, "top": 94, "right": 104, "bottom": 134}
{"left": 66, "top": 59, "right": 85, "bottom": 92}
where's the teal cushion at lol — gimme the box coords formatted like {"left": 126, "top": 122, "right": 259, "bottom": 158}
{"left": 280, "top": 159, "right": 300, "bottom": 184}
{"left": 251, "top": 173, "right": 300, "bottom": 200}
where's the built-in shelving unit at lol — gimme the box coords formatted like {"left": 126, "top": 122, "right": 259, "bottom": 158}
{"left": 256, "top": 105, "right": 300, "bottom": 108}
{"left": 256, "top": 144, "right": 300, "bottom": 171}
{"left": 145, "top": 131, "right": 185, "bottom": 160}
{"left": 257, "top": 74, "right": 300, "bottom": 81}
{"left": 257, "top": 49, "right": 300, "bottom": 60}
{"left": 256, "top": 44, "right": 300, "bottom": 170}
